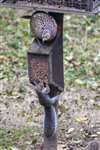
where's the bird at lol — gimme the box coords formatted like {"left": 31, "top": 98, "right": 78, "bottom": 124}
{"left": 84, "top": 140, "right": 100, "bottom": 150}
{"left": 30, "top": 12, "right": 57, "bottom": 42}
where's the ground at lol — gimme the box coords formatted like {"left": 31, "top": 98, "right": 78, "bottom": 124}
{"left": 0, "top": 79, "right": 100, "bottom": 150}
{"left": 0, "top": 8, "right": 100, "bottom": 150}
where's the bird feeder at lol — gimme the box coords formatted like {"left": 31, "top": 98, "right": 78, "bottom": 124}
{"left": 28, "top": 13, "right": 64, "bottom": 93}
{"left": 28, "top": 39, "right": 64, "bottom": 92}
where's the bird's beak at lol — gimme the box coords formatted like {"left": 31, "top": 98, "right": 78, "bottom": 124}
{"left": 42, "top": 32, "right": 51, "bottom": 42}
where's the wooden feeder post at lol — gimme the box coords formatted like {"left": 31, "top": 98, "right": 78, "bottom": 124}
{"left": 28, "top": 13, "right": 64, "bottom": 150}
{"left": 43, "top": 13, "right": 64, "bottom": 150}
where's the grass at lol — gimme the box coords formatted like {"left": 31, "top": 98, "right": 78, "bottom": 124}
{"left": 0, "top": 127, "right": 39, "bottom": 149}
{"left": 63, "top": 14, "right": 100, "bottom": 86}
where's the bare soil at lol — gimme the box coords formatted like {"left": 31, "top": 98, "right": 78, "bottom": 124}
{"left": 0, "top": 79, "right": 100, "bottom": 149}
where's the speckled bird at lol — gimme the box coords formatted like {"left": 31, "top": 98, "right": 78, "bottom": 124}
{"left": 30, "top": 12, "right": 57, "bottom": 42}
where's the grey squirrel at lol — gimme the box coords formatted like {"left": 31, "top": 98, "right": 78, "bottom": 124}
{"left": 44, "top": 106, "right": 57, "bottom": 137}
{"left": 36, "top": 87, "right": 59, "bottom": 107}
{"left": 35, "top": 85, "right": 59, "bottom": 137}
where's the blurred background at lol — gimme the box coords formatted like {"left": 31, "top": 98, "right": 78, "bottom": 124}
{"left": 0, "top": 8, "right": 100, "bottom": 150}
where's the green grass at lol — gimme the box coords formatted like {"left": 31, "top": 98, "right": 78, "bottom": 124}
{"left": 0, "top": 127, "right": 39, "bottom": 149}
{"left": 0, "top": 8, "right": 32, "bottom": 80}
{"left": 63, "top": 14, "right": 100, "bottom": 86}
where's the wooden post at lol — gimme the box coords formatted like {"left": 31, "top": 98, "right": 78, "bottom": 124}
{"left": 43, "top": 134, "right": 57, "bottom": 150}
{"left": 42, "top": 13, "right": 64, "bottom": 150}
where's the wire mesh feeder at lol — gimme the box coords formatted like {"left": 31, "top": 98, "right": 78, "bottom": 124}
{"left": 64, "top": 0, "right": 96, "bottom": 11}
{"left": 47, "top": 0, "right": 100, "bottom": 11}
{"left": 0, "top": 0, "right": 100, "bottom": 14}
